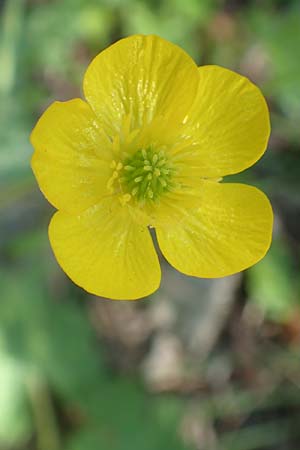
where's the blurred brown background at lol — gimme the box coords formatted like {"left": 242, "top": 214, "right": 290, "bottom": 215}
{"left": 1, "top": 0, "right": 300, "bottom": 449}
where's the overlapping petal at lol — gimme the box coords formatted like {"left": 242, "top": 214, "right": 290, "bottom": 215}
{"left": 174, "top": 66, "right": 270, "bottom": 178}
{"left": 31, "top": 99, "right": 112, "bottom": 214}
{"left": 49, "top": 199, "right": 161, "bottom": 300}
{"left": 156, "top": 182, "right": 273, "bottom": 278}
{"left": 83, "top": 34, "right": 199, "bottom": 136}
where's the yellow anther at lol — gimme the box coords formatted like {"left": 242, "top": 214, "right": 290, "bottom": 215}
{"left": 110, "top": 160, "right": 117, "bottom": 169}
{"left": 154, "top": 168, "right": 161, "bottom": 177}
{"left": 144, "top": 165, "right": 152, "bottom": 171}
{"left": 134, "top": 176, "right": 143, "bottom": 183}
{"left": 106, "top": 178, "right": 114, "bottom": 192}
{"left": 119, "top": 193, "right": 131, "bottom": 205}
{"left": 131, "top": 187, "right": 139, "bottom": 196}
{"left": 116, "top": 162, "right": 123, "bottom": 171}
{"left": 147, "top": 173, "right": 152, "bottom": 180}
{"left": 124, "top": 165, "right": 135, "bottom": 171}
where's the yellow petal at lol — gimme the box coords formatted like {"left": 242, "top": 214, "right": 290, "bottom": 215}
{"left": 49, "top": 199, "right": 161, "bottom": 300}
{"left": 83, "top": 34, "right": 199, "bottom": 136}
{"left": 144, "top": 183, "right": 207, "bottom": 228}
{"left": 177, "top": 66, "right": 270, "bottom": 177}
{"left": 156, "top": 182, "right": 273, "bottom": 278}
{"left": 31, "top": 99, "right": 112, "bottom": 214}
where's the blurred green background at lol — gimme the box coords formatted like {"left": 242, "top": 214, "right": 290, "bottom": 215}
{"left": 1, "top": 0, "right": 300, "bottom": 449}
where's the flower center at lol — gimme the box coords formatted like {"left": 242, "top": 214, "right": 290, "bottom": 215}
{"left": 122, "top": 148, "right": 174, "bottom": 202}
{"left": 107, "top": 147, "right": 175, "bottom": 204}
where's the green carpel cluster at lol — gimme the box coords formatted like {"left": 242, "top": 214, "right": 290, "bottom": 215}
{"left": 121, "top": 147, "right": 174, "bottom": 202}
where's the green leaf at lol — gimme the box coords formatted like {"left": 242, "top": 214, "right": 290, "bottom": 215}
{"left": 66, "top": 382, "right": 187, "bottom": 450}
{"left": 247, "top": 237, "right": 299, "bottom": 322}
{"left": 0, "top": 246, "right": 104, "bottom": 404}
{"left": 0, "top": 349, "right": 32, "bottom": 446}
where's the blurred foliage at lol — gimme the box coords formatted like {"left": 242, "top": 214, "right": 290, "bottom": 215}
{"left": 1, "top": 0, "right": 300, "bottom": 449}
{"left": 247, "top": 237, "right": 300, "bottom": 322}
{"left": 249, "top": 6, "right": 300, "bottom": 137}
{"left": 0, "top": 234, "right": 187, "bottom": 449}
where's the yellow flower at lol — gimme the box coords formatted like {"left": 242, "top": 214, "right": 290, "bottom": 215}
{"left": 31, "top": 35, "right": 273, "bottom": 300}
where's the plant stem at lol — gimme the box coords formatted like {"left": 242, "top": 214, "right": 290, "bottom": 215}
{"left": 26, "top": 373, "right": 61, "bottom": 450}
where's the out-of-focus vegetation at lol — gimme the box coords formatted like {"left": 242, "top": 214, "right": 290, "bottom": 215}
{"left": 1, "top": 0, "right": 300, "bottom": 449}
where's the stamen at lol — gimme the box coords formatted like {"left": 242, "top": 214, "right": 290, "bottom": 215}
{"left": 124, "top": 193, "right": 131, "bottom": 202}
{"left": 112, "top": 135, "right": 120, "bottom": 154}
{"left": 120, "top": 193, "right": 131, "bottom": 205}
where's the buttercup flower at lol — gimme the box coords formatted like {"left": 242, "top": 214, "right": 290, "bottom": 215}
{"left": 31, "top": 35, "right": 273, "bottom": 300}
